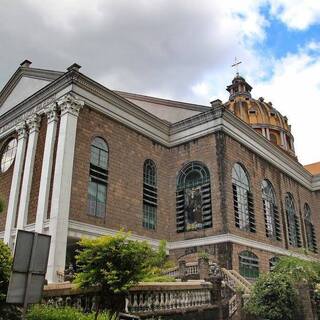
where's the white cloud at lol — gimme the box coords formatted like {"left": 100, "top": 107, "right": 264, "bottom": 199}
{"left": 253, "top": 43, "right": 320, "bottom": 164}
{"left": 268, "top": 0, "right": 320, "bottom": 30}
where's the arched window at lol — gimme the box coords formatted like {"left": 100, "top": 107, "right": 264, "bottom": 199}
{"left": 269, "top": 256, "right": 279, "bottom": 271}
{"left": 261, "top": 180, "right": 281, "bottom": 240}
{"left": 0, "top": 138, "right": 17, "bottom": 173}
{"left": 285, "top": 193, "right": 301, "bottom": 247}
{"left": 304, "top": 203, "right": 317, "bottom": 253}
{"left": 232, "top": 163, "right": 255, "bottom": 232}
{"left": 239, "top": 251, "right": 259, "bottom": 279}
{"left": 88, "top": 137, "right": 108, "bottom": 218}
{"left": 176, "top": 161, "right": 212, "bottom": 232}
{"left": 143, "top": 159, "right": 157, "bottom": 230}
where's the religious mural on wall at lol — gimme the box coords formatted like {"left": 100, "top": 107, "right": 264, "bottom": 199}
{"left": 185, "top": 186, "right": 203, "bottom": 231}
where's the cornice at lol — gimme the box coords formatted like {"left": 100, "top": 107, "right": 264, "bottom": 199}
{"left": 221, "top": 111, "right": 313, "bottom": 188}
{"left": 0, "top": 68, "right": 318, "bottom": 191}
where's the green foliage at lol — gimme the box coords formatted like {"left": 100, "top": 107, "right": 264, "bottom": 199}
{"left": 245, "top": 272, "right": 298, "bottom": 320}
{"left": 273, "top": 256, "right": 320, "bottom": 285}
{"left": 26, "top": 305, "right": 118, "bottom": 320}
{"left": 0, "top": 240, "right": 12, "bottom": 302}
{"left": 75, "top": 232, "right": 154, "bottom": 295}
{"left": 0, "top": 240, "right": 21, "bottom": 320}
{"left": 142, "top": 240, "right": 176, "bottom": 283}
{"left": 198, "top": 250, "right": 209, "bottom": 262}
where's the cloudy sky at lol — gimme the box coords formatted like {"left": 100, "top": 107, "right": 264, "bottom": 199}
{"left": 0, "top": 0, "right": 319, "bottom": 165}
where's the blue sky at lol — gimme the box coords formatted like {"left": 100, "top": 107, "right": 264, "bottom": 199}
{"left": 0, "top": 0, "right": 319, "bottom": 164}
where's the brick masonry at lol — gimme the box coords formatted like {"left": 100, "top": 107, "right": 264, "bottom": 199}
{"left": 0, "top": 104, "right": 319, "bottom": 274}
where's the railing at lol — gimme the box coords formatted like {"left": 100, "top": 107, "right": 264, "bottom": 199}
{"left": 127, "top": 281, "right": 213, "bottom": 316}
{"left": 186, "top": 263, "right": 198, "bottom": 275}
{"left": 43, "top": 281, "right": 215, "bottom": 317}
{"left": 228, "top": 294, "right": 238, "bottom": 317}
{"left": 221, "top": 268, "right": 251, "bottom": 294}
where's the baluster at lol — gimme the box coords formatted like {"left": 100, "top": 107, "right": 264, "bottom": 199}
{"left": 138, "top": 293, "right": 143, "bottom": 312}
{"left": 155, "top": 292, "right": 161, "bottom": 310}
{"left": 127, "top": 293, "right": 133, "bottom": 312}
{"left": 160, "top": 292, "right": 165, "bottom": 309}
{"left": 148, "top": 291, "right": 153, "bottom": 311}
{"left": 165, "top": 292, "right": 170, "bottom": 309}
{"left": 133, "top": 293, "right": 138, "bottom": 312}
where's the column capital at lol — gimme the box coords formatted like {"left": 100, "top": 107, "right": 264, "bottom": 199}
{"left": 15, "top": 122, "right": 27, "bottom": 140}
{"left": 45, "top": 103, "right": 58, "bottom": 123}
{"left": 26, "top": 114, "right": 41, "bottom": 133}
{"left": 57, "top": 93, "right": 84, "bottom": 117}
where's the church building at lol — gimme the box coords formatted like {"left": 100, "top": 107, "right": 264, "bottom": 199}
{"left": 0, "top": 60, "right": 319, "bottom": 283}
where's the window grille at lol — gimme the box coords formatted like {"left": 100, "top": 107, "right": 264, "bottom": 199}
{"left": 143, "top": 159, "right": 157, "bottom": 230}
{"left": 88, "top": 137, "right": 108, "bottom": 218}
{"left": 304, "top": 203, "right": 317, "bottom": 253}
{"left": 232, "top": 163, "right": 255, "bottom": 232}
{"left": 285, "top": 193, "right": 301, "bottom": 247}
{"left": 262, "top": 180, "right": 281, "bottom": 240}
{"left": 239, "top": 251, "right": 259, "bottom": 279}
{"left": 176, "top": 161, "right": 212, "bottom": 232}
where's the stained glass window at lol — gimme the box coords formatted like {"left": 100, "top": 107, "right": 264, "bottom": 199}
{"left": 176, "top": 161, "right": 212, "bottom": 232}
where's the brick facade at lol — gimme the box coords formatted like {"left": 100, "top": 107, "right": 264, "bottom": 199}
{"left": 0, "top": 65, "right": 319, "bottom": 282}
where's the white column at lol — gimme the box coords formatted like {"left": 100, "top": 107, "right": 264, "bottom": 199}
{"left": 16, "top": 114, "right": 41, "bottom": 230}
{"left": 4, "top": 122, "right": 28, "bottom": 247}
{"left": 261, "top": 127, "right": 266, "bottom": 137}
{"left": 265, "top": 127, "right": 270, "bottom": 140}
{"left": 35, "top": 104, "right": 58, "bottom": 233}
{"left": 46, "top": 94, "right": 83, "bottom": 283}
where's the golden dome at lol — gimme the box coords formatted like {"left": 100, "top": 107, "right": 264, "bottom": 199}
{"left": 225, "top": 75, "right": 296, "bottom": 157}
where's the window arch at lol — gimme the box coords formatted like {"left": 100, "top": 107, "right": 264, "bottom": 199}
{"left": 304, "top": 203, "right": 317, "bottom": 253}
{"left": 87, "top": 137, "right": 109, "bottom": 218}
{"left": 239, "top": 251, "right": 259, "bottom": 279}
{"left": 232, "top": 163, "right": 255, "bottom": 232}
{"left": 143, "top": 159, "right": 157, "bottom": 230}
{"left": 261, "top": 180, "right": 281, "bottom": 240}
{"left": 285, "top": 193, "right": 301, "bottom": 247}
{"left": 176, "top": 161, "right": 212, "bottom": 232}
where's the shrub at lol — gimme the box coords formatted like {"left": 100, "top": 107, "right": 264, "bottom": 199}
{"left": 245, "top": 272, "right": 298, "bottom": 320}
{"left": 26, "top": 305, "right": 118, "bottom": 320}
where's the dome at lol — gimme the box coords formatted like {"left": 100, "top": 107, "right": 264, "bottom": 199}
{"left": 225, "top": 75, "right": 296, "bottom": 157}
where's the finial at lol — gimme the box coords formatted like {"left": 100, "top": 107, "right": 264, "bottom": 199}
{"left": 231, "top": 57, "right": 242, "bottom": 76}
{"left": 67, "top": 63, "right": 82, "bottom": 72}
{"left": 20, "top": 59, "right": 32, "bottom": 68}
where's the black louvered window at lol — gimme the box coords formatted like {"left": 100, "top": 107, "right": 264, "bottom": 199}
{"left": 88, "top": 137, "right": 108, "bottom": 218}
{"left": 262, "top": 180, "right": 281, "bottom": 240}
{"left": 304, "top": 203, "right": 317, "bottom": 253}
{"left": 285, "top": 193, "right": 301, "bottom": 247}
{"left": 176, "top": 161, "right": 212, "bottom": 232}
{"left": 143, "top": 160, "right": 157, "bottom": 230}
{"left": 232, "top": 163, "right": 255, "bottom": 232}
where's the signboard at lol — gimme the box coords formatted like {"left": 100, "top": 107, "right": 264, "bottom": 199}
{"left": 6, "top": 230, "right": 51, "bottom": 306}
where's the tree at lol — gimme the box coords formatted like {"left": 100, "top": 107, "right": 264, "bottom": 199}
{"left": 74, "top": 232, "right": 155, "bottom": 318}
{"left": 245, "top": 272, "right": 298, "bottom": 320}
{"left": 0, "top": 240, "right": 20, "bottom": 320}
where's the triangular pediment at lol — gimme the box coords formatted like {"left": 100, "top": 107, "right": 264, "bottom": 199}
{"left": 0, "top": 64, "right": 63, "bottom": 117}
